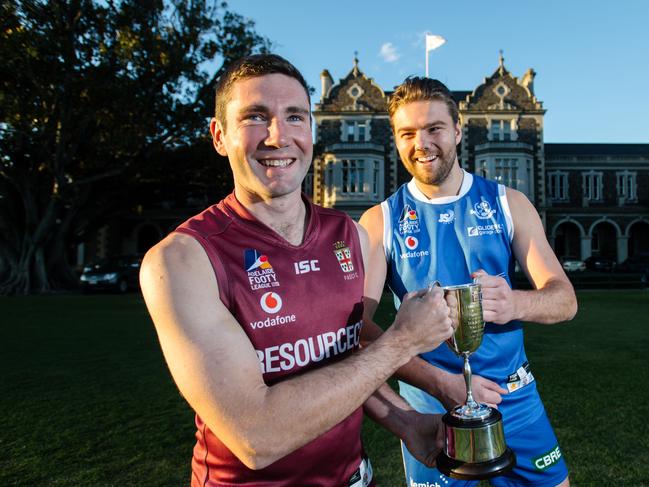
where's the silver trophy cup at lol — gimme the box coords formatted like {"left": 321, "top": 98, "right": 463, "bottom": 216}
{"left": 436, "top": 282, "right": 516, "bottom": 480}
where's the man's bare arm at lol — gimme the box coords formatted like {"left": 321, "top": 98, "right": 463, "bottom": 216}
{"left": 364, "top": 383, "right": 444, "bottom": 468}
{"left": 475, "top": 189, "right": 577, "bottom": 325}
{"left": 140, "top": 231, "right": 453, "bottom": 470}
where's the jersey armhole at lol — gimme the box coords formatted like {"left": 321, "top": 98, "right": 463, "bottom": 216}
{"left": 380, "top": 201, "right": 392, "bottom": 261}
{"left": 347, "top": 215, "right": 365, "bottom": 278}
{"left": 174, "top": 227, "right": 232, "bottom": 309}
{"left": 498, "top": 184, "right": 514, "bottom": 242}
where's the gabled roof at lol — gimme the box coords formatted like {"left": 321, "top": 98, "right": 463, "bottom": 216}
{"left": 317, "top": 55, "right": 387, "bottom": 112}
{"left": 460, "top": 52, "right": 543, "bottom": 112}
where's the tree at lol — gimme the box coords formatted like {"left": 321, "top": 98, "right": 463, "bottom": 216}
{"left": 0, "top": 0, "right": 271, "bottom": 294}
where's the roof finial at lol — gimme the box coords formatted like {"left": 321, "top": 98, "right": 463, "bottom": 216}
{"left": 498, "top": 49, "right": 505, "bottom": 74}
{"left": 353, "top": 51, "right": 359, "bottom": 75}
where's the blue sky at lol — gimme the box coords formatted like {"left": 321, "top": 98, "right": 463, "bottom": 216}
{"left": 231, "top": 0, "right": 648, "bottom": 143}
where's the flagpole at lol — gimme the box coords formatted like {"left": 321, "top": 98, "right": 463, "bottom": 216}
{"left": 425, "top": 34, "right": 446, "bottom": 79}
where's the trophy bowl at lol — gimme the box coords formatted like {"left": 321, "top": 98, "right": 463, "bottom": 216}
{"left": 436, "top": 282, "right": 516, "bottom": 480}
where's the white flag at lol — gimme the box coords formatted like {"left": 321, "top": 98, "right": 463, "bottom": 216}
{"left": 426, "top": 34, "right": 446, "bottom": 52}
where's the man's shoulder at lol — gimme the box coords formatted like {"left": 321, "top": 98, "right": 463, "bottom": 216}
{"left": 177, "top": 199, "right": 232, "bottom": 238}
{"left": 310, "top": 202, "right": 359, "bottom": 232}
{"left": 139, "top": 231, "right": 212, "bottom": 299}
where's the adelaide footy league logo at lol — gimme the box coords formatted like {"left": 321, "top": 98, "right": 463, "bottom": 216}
{"left": 470, "top": 199, "right": 496, "bottom": 219}
{"left": 333, "top": 241, "right": 354, "bottom": 273}
{"left": 260, "top": 291, "right": 283, "bottom": 314}
{"left": 398, "top": 205, "right": 420, "bottom": 234}
{"left": 404, "top": 235, "right": 419, "bottom": 250}
{"left": 244, "top": 249, "right": 280, "bottom": 291}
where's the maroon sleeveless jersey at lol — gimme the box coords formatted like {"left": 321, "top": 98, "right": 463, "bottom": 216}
{"left": 175, "top": 193, "right": 373, "bottom": 487}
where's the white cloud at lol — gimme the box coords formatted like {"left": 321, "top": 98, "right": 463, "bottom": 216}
{"left": 379, "top": 42, "right": 400, "bottom": 63}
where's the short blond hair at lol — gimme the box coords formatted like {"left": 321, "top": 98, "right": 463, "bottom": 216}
{"left": 388, "top": 77, "right": 458, "bottom": 125}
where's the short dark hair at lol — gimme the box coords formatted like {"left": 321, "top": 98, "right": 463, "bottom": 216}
{"left": 214, "top": 54, "right": 310, "bottom": 130}
{"left": 388, "top": 77, "right": 459, "bottom": 125}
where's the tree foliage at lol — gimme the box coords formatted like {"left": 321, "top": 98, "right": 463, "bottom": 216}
{"left": 0, "top": 0, "right": 270, "bottom": 294}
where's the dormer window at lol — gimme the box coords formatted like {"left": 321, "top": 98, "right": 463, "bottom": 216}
{"left": 341, "top": 119, "right": 370, "bottom": 143}
{"left": 490, "top": 120, "right": 513, "bottom": 141}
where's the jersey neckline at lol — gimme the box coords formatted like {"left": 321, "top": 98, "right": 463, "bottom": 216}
{"left": 221, "top": 192, "right": 319, "bottom": 250}
{"left": 406, "top": 169, "right": 473, "bottom": 205}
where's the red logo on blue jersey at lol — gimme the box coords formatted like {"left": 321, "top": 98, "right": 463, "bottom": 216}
{"left": 405, "top": 236, "right": 419, "bottom": 250}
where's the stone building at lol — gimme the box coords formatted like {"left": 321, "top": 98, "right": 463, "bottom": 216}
{"left": 308, "top": 54, "right": 649, "bottom": 263}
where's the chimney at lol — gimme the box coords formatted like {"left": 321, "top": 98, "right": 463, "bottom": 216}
{"left": 521, "top": 68, "right": 536, "bottom": 94}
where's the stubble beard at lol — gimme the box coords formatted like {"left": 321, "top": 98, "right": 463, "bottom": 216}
{"left": 407, "top": 146, "right": 457, "bottom": 186}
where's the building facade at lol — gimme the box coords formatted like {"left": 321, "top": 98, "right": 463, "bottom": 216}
{"left": 309, "top": 55, "right": 649, "bottom": 263}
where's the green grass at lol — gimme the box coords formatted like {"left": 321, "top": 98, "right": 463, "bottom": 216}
{"left": 0, "top": 295, "right": 194, "bottom": 486}
{"left": 1, "top": 291, "right": 648, "bottom": 486}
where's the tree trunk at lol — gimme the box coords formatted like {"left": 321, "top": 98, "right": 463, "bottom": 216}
{"left": 0, "top": 189, "right": 58, "bottom": 294}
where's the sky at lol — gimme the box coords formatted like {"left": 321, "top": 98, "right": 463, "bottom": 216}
{"left": 231, "top": 0, "right": 649, "bottom": 144}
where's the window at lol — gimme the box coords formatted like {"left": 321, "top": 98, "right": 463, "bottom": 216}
{"left": 490, "top": 120, "right": 513, "bottom": 141}
{"left": 341, "top": 159, "right": 365, "bottom": 194}
{"left": 477, "top": 160, "right": 488, "bottom": 178}
{"left": 582, "top": 171, "right": 603, "bottom": 201}
{"left": 341, "top": 120, "right": 370, "bottom": 143}
{"left": 324, "top": 160, "right": 334, "bottom": 196}
{"left": 358, "top": 122, "right": 366, "bottom": 142}
{"left": 476, "top": 156, "right": 532, "bottom": 199}
{"left": 346, "top": 123, "right": 355, "bottom": 142}
{"left": 548, "top": 171, "right": 569, "bottom": 201}
{"left": 617, "top": 171, "right": 637, "bottom": 202}
{"left": 322, "top": 157, "right": 382, "bottom": 203}
{"left": 372, "top": 160, "right": 380, "bottom": 197}
{"left": 493, "top": 158, "right": 518, "bottom": 188}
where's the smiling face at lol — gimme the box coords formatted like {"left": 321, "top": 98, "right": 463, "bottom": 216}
{"left": 392, "top": 99, "right": 462, "bottom": 193}
{"left": 211, "top": 73, "right": 312, "bottom": 202}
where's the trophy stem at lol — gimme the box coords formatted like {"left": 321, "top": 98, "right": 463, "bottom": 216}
{"left": 463, "top": 352, "right": 479, "bottom": 410}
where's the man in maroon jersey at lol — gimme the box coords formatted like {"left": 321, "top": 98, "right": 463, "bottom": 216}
{"left": 140, "top": 54, "right": 455, "bottom": 486}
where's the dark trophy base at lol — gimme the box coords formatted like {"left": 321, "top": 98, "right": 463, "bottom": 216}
{"left": 437, "top": 447, "right": 516, "bottom": 480}
{"left": 437, "top": 408, "right": 516, "bottom": 480}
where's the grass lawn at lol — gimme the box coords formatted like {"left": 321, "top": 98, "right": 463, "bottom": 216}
{"left": 1, "top": 290, "right": 648, "bottom": 486}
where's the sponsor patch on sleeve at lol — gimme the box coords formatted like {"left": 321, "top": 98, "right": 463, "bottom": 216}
{"left": 505, "top": 360, "right": 535, "bottom": 393}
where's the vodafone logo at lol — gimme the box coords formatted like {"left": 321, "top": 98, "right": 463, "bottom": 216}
{"left": 260, "top": 292, "right": 283, "bottom": 314}
{"left": 405, "top": 236, "right": 419, "bottom": 250}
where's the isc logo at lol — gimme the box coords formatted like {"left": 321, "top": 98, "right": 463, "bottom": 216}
{"left": 294, "top": 260, "right": 320, "bottom": 275}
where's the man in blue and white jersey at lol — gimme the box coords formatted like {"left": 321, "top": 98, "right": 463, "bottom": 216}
{"left": 360, "top": 77, "right": 577, "bottom": 487}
